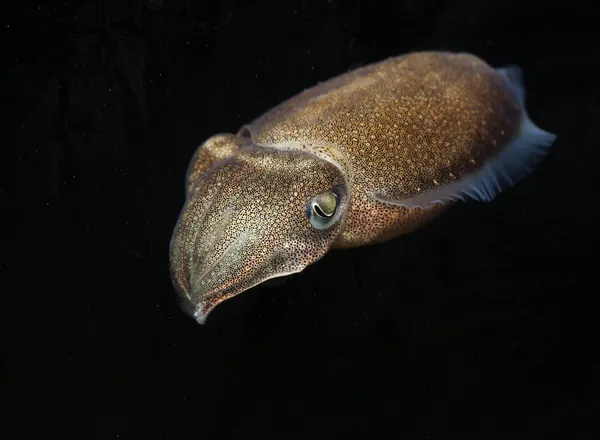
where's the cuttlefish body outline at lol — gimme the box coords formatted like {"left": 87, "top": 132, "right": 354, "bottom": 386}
{"left": 169, "top": 51, "right": 556, "bottom": 323}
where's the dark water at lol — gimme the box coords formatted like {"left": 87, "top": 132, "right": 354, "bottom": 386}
{"left": 2, "top": 0, "right": 598, "bottom": 438}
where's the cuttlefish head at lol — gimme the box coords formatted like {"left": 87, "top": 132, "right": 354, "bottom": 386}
{"left": 169, "top": 141, "right": 348, "bottom": 324}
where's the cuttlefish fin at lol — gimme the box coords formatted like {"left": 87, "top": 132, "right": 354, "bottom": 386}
{"left": 497, "top": 65, "right": 525, "bottom": 106}
{"left": 185, "top": 133, "right": 247, "bottom": 196}
{"left": 375, "top": 65, "right": 557, "bottom": 209}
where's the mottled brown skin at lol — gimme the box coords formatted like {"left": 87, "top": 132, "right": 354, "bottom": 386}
{"left": 247, "top": 51, "right": 521, "bottom": 246}
{"left": 170, "top": 51, "right": 523, "bottom": 322}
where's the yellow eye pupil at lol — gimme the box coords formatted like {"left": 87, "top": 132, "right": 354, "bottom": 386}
{"left": 312, "top": 191, "right": 337, "bottom": 218}
{"left": 306, "top": 187, "right": 342, "bottom": 230}
{"left": 313, "top": 203, "right": 333, "bottom": 218}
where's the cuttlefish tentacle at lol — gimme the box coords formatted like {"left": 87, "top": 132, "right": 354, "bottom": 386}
{"left": 170, "top": 51, "right": 556, "bottom": 323}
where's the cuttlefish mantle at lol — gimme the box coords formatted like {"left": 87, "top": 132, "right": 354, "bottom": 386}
{"left": 169, "top": 51, "right": 556, "bottom": 324}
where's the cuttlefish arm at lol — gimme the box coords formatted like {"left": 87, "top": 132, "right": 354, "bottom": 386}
{"left": 171, "top": 51, "right": 556, "bottom": 323}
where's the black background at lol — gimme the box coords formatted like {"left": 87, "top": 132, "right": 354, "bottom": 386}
{"left": 2, "top": 0, "right": 599, "bottom": 438}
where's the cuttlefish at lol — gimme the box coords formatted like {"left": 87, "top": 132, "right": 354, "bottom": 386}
{"left": 169, "top": 51, "right": 556, "bottom": 324}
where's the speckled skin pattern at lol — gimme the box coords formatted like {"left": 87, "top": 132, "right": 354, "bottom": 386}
{"left": 170, "top": 51, "right": 523, "bottom": 321}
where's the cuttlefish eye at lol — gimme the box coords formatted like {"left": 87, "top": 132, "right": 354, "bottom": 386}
{"left": 306, "top": 187, "right": 343, "bottom": 229}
